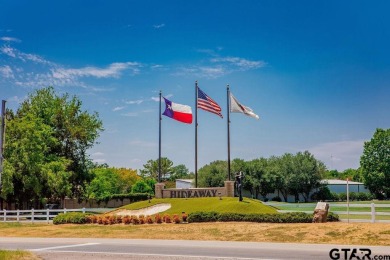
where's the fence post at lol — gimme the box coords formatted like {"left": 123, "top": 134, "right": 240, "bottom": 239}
{"left": 371, "top": 203, "right": 376, "bottom": 223}
{"left": 31, "top": 208, "right": 34, "bottom": 223}
{"left": 82, "top": 207, "right": 85, "bottom": 214}
{"left": 47, "top": 208, "right": 50, "bottom": 223}
{"left": 64, "top": 208, "right": 67, "bottom": 214}
{"left": 17, "top": 209, "right": 19, "bottom": 222}
{"left": 3, "top": 209, "right": 6, "bottom": 222}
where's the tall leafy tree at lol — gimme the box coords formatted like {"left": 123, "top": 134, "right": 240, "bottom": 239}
{"left": 198, "top": 160, "right": 227, "bottom": 187}
{"left": 292, "top": 151, "right": 325, "bottom": 202}
{"left": 15, "top": 87, "right": 103, "bottom": 198}
{"left": 360, "top": 128, "right": 390, "bottom": 199}
{"left": 3, "top": 112, "right": 57, "bottom": 208}
{"left": 140, "top": 157, "right": 174, "bottom": 181}
{"left": 2, "top": 87, "right": 103, "bottom": 207}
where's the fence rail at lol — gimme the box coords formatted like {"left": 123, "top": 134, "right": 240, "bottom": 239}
{"left": 0, "top": 208, "right": 87, "bottom": 223}
{"left": 267, "top": 202, "right": 390, "bottom": 223}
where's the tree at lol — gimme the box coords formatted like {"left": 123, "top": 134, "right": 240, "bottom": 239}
{"left": 198, "top": 160, "right": 227, "bottom": 187}
{"left": 360, "top": 128, "right": 390, "bottom": 199}
{"left": 2, "top": 112, "right": 58, "bottom": 208}
{"left": 169, "top": 164, "right": 190, "bottom": 181}
{"left": 140, "top": 157, "right": 174, "bottom": 181}
{"left": 2, "top": 87, "right": 103, "bottom": 208}
{"left": 115, "top": 168, "right": 141, "bottom": 193}
{"left": 292, "top": 151, "right": 325, "bottom": 202}
{"left": 131, "top": 179, "right": 154, "bottom": 194}
{"left": 85, "top": 168, "right": 122, "bottom": 201}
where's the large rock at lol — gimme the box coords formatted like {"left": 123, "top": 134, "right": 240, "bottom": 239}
{"left": 312, "top": 202, "right": 329, "bottom": 223}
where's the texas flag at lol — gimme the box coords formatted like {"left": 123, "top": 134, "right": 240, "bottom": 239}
{"left": 162, "top": 97, "right": 193, "bottom": 124}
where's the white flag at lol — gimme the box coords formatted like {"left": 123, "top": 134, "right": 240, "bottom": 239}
{"left": 230, "top": 93, "right": 259, "bottom": 120}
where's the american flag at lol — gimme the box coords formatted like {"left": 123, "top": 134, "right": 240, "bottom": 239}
{"left": 197, "top": 87, "right": 223, "bottom": 118}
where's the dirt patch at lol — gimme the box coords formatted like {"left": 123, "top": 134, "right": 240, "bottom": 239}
{"left": 114, "top": 203, "right": 171, "bottom": 216}
{"left": 1, "top": 222, "right": 389, "bottom": 246}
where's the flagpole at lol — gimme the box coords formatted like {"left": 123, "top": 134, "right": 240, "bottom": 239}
{"left": 195, "top": 81, "right": 198, "bottom": 188}
{"left": 227, "top": 85, "right": 231, "bottom": 181}
{"left": 158, "top": 91, "right": 162, "bottom": 183}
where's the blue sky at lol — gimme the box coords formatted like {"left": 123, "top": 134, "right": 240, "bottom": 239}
{"left": 1, "top": 1, "right": 389, "bottom": 172}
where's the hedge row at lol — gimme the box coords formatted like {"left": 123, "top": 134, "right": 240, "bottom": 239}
{"left": 53, "top": 211, "right": 339, "bottom": 225}
{"left": 97, "top": 193, "right": 150, "bottom": 203}
{"left": 53, "top": 212, "right": 91, "bottom": 224}
{"left": 188, "top": 211, "right": 340, "bottom": 223}
{"left": 53, "top": 213, "right": 188, "bottom": 225}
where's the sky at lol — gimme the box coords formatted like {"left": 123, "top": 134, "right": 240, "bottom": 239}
{"left": 1, "top": 1, "right": 389, "bottom": 173}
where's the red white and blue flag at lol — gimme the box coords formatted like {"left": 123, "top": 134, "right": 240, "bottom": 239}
{"left": 197, "top": 87, "right": 223, "bottom": 118}
{"left": 162, "top": 97, "right": 193, "bottom": 124}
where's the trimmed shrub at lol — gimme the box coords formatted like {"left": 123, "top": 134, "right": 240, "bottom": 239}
{"left": 271, "top": 196, "right": 282, "bottom": 202}
{"left": 123, "top": 215, "right": 131, "bottom": 224}
{"left": 327, "top": 212, "right": 340, "bottom": 222}
{"left": 155, "top": 214, "right": 162, "bottom": 224}
{"left": 53, "top": 212, "right": 89, "bottom": 225}
{"left": 338, "top": 192, "right": 347, "bottom": 201}
{"left": 173, "top": 214, "right": 180, "bottom": 224}
{"left": 163, "top": 214, "right": 171, "bottom": 223}
{"left": 146, "top": 215, "right": 154, "bottom": 224}
{"left": 181, "top": 213, "right": 188, "bottom": 222}
{"left": 187, "top": 211, "right": 337, "bottom": 223}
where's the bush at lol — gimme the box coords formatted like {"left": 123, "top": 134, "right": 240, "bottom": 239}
{"left": 187, "top": 211, "right": 318, "bottom": 223}
{"left": 173, "top": 214, "right": 180, "bottom": 224}
{"left": 101, "top": 193, "right": 150, "bottom": 204}
{"left": 163, "top": 214, "right": 171, "bottom": 223}
{"left": 338, "top": 192, "right": 347, "bottom": 201}
{"left": 349, "top": 192, "right": 357, "bottom": 201}
{"left": 327, "top": 212, "right": 340, "bottom": 222}
{"left": 331, "top": 192, "right": 339, "bottom": 201}
{"left": 155, "top": 214, "right": 162, "bottom": 224}
{"left": 146, "top": 215, "right": 154, "bottom": 224}
{"left": 271, "top": 196, "right": 282, "bottom": 202}
{"left": 53, "top": 212, "right": 89, "bottom": 225}
{"left": 311, "top": 186, "right": 333, "bottom": 201}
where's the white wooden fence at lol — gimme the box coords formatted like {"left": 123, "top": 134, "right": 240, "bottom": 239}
{"left": 0, "top": 208, "right": 87, "bottom": 223}
{"left": 269, "top": 202, "right": 390, "bottom": 223}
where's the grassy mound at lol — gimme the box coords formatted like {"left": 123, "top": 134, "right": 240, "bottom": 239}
{"left": 120, "top": 197, "right": 278, "bottom": 215}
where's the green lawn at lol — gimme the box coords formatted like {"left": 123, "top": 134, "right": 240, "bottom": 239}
{"left": 338, "top": 214, "right": 390, "bottom": 220}
{"left": 118, "top": 197, "right": 278, "bottom": 215}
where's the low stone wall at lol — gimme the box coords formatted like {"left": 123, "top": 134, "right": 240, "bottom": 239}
{"left": 155, "top": 181, "right": 235, "bottom": 199}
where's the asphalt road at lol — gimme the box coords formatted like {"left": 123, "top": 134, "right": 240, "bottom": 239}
{"left": 0, "top": 237, "right": 389, "bottom": 260}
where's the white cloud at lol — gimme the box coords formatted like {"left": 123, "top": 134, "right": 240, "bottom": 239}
{"left": 121, "top": 112, "right": 138, "bottom": 117}
{"left": 126, "top": 99, "right": 143, "bottom": 105}
{"left": 1, "top": 45, "right": 144, "bottom": 88}
{"left": 151, "top": 94, "right": 172, "bottom": 102}
{"left": 7, "top": 95, "right": 25, "bottom": 103}
{"left": 1, "top": 46, "right": 16, "bottom": 57}
{"left": 173, "top": 54, "right": 266, "bottom": 79}
{"left": 210, "top": 56, "right": 266, "bottom": 70}
{"left": 112, "top": 106, "right": 125, "bottom": 111}
{"left": 153, "top": 23, "right": 165, "bottom": 29}
{"left": 1, "top": 46, "right": 52, "bottom": 65}
{"left": 93, "top": 158, "right": 106, "bottom": 164}
{"left": 307, "top": 140, "right": 365, "bottom": 171}
{"left": 0, "top": 65, "right": 14, "bottom": 79}
{"left": 1, "top": 37, "right": 21, "bottom": 43}
{"left": 174, "top": 66, "right": 226, "bottom": 79}
{"left": 52, "top": 62, "right": 141, "bottom": 79}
